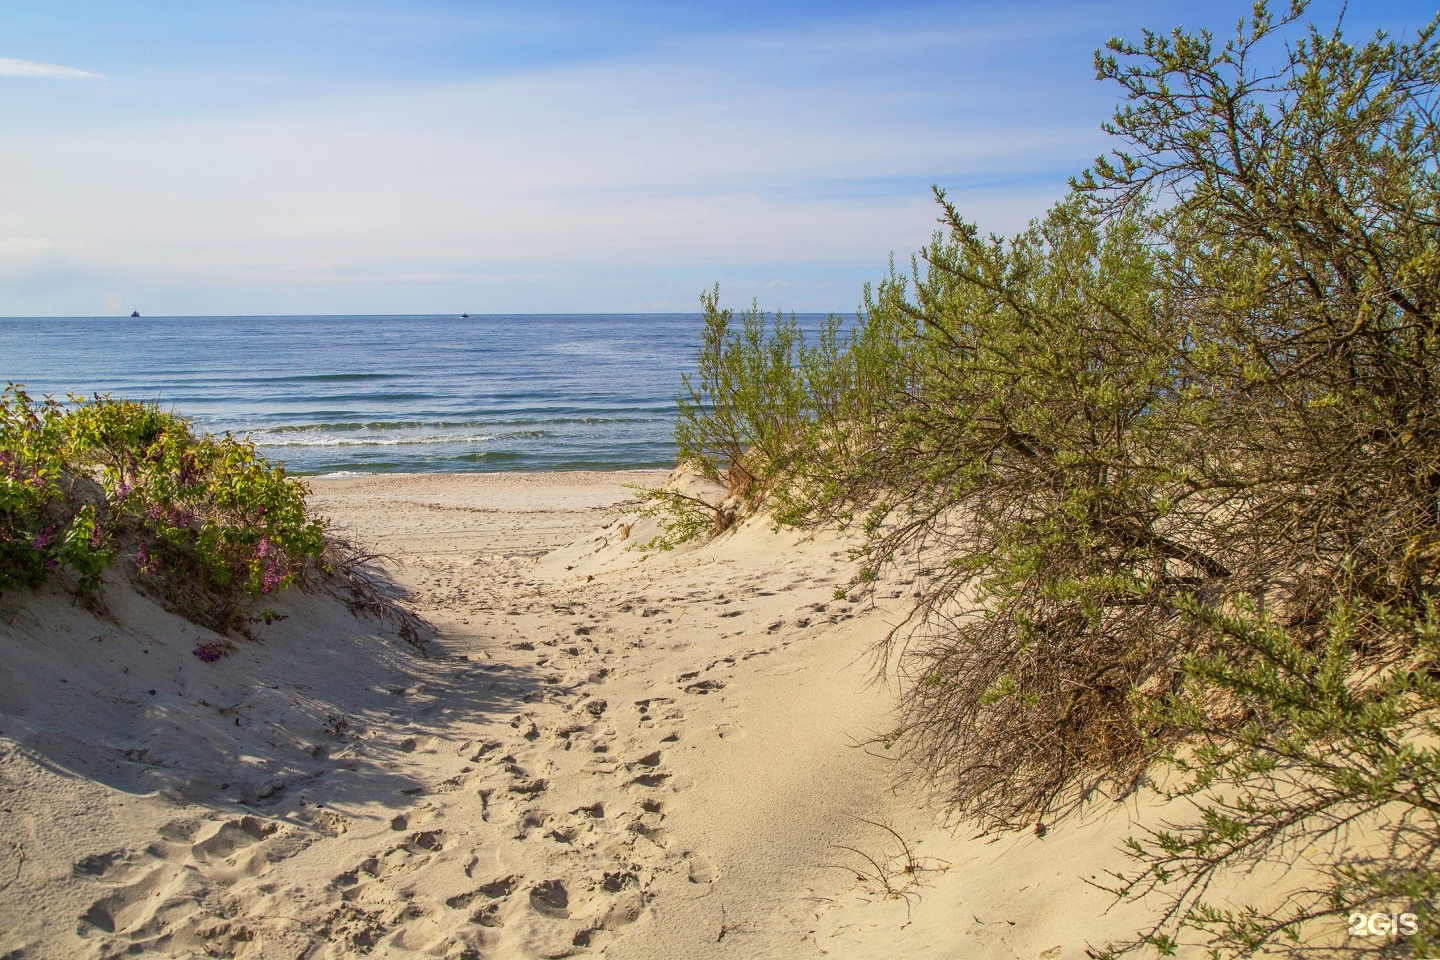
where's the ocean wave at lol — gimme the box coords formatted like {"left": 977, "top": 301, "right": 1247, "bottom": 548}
{"left": 255, "top": 433, "right": 497, "bottom": 448}
{"left": 250, "top": 416, "right": 648, "bottom": 436}
{"left": 258, "top": 420, "right": 435, "bottom": 434}
{"left": 457, "top": 451, "right": 524, "bottom": 463}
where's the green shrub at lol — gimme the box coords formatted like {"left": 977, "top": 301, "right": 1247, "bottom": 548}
{"left": 664, "top": 0, "right": 1440, "bottom": 953}
{"left": 1, "top": 384, "right": 327, "bottom": 632}
{"left": 674, "top": 285, "right": 818, "bottom": 501}
{"left": 1103, "top": 594, "right": 1440, "bottom": 958}
{"left": 625, "top": 479, "right": 727, "bottom": 552}
{"left": 1, "top": 386, "right": 111, "bottom": 593}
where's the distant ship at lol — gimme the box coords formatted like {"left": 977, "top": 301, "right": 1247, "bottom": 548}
{"left": 131, "top": 310, "right": 140, "bottom": 318}
{"left": 461, "top": 313, "right": 469, "bottom": 318}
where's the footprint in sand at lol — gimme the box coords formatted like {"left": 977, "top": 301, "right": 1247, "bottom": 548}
{"left": 529, "top": 878, "right": 571, "bottom": 917}
{"left": 313, "top": 902, "right": 392, "bottom": 952}
{"left": 446, "top": 875, "right": 521, "bottom": 929}
{"left": 406, "top": 829, "right": 446, "bottom": 853}
{"left": 509, "top": 776, "right": 549, "bottom": 797}
{"left": 190, "top": 815, "right": 279, "bottom": 863}
{"left": 686, "top": 853, "right": 718, "bottom": 884}
{"left": 628, "top": 750, "right": 662, "bottom": 770}
{"left": 75, "top": 809, "right": 313, "bottom": 939}
{"left": 514, "top": 808, "right": 551, "bottom": 840}
{"left": 626, "top": 771, "right": 670, "bottom": 788}
{"left": 72, "top": 850, "right": 136, "bottom": 880}
{"left": 510, "top": 714, "right": 541, "bottom": 741}
{"left": 76, "top": 859, "right": 206, "bottom": 945}
{"left": 634, "top": 697, "right": 683, "bottom": 724}
{"left": 715, "top": 721, "right": 746, "bottom": 741}
{"left": 626, "top": 817, "right": 670, "bottom": 850}
{"left": 461, "top": 738, "right": 504, "bottom": 762}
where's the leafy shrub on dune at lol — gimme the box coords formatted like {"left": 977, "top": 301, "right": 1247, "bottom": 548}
{"left": 666, "top": 1, "right": 1440, "bottom": 954}
{"left": 1, "top": 384, "right": 327, "bottom": 633}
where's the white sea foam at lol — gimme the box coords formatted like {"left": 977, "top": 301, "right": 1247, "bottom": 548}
{"left": 255, "top": 434, "right": 497, "bottom": 448}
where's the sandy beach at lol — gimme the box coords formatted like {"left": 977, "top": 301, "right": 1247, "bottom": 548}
{"left": 1, "top": 470, "right": 1179, "bottom": 959}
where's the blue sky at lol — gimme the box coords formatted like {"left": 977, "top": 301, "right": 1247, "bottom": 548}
{"left": 0, "top": 0, "right": 1434, "bottom": 315}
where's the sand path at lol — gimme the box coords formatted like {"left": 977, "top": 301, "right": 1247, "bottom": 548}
{"left": 306, "top": 471, "right": 914, "bottom": 959}
{"left": 0, "top": 471, "right": 928, "bottom": 959}
{"left": 1, "top": 470, "right": 1175, "bottom": 960}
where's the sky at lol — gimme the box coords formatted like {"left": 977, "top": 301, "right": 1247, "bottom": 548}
{"left": 0, "top": 0, "right": 1435, "bottom": 316}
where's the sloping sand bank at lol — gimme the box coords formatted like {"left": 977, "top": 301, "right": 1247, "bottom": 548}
{"left": 1, "top": 470, "right": 1181, "bottom": 959}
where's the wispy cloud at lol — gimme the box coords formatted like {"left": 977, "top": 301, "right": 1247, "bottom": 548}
{"left": 0, "top": 0, "right": 1194, "bottom": 313}
{"left": 0, "top": 57, "right": 106, "bottom": 80}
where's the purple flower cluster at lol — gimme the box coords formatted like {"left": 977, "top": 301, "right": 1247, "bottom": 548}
{"left": 192, "top": 640, "right": 226, "bottom": 663}
{"left": 135, "top": 541, "right": 163, "bottom": 576}
{"left": 0, "top": 450, "right": 49, "bottom": 491}
{"left": 255, "top": 536, "right": 285, "bottom": 594}
{"left": 261, "top": 561, "right": 283, "bottom": 594}
{"left": 173, "top": 452, "right": 200, "bottom": 486}
{"left": 146, "top": 503, "right": 194, "bottom": 527}
{"left": 111, "top": 456, "right": 139, "bottom": 502}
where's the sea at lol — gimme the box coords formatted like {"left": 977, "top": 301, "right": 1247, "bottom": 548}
{"left": 0, "top": 314, "right": 736, "bottom": 475}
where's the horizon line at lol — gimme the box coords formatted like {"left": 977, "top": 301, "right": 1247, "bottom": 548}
{"left": 0, "top": 309, "right": 858, "bottom": 319}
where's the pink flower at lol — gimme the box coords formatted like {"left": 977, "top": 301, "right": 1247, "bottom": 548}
{"left": 193, "top": 641, "right": 226, "bottom": 663}
{"left": 135, "top": 542, "right": 162, "bottom": 576}
{"left": 261, "top": 560, "right": 283, "bottom": 595}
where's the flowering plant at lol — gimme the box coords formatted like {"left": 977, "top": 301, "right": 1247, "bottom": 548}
{"left": 1, "top": 384, "right": 326, "bottom": 632}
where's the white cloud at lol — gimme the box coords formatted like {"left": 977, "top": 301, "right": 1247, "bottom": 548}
{"left": 0, "top": 57, "right": 106, "bottom": 80}
{"left": 0, "top": 16, "right": 1104, "bottom": 312}
{"left": 0, "top": 237, "right": 59, "bottom": 255}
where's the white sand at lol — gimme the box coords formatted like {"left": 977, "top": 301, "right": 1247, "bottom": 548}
{"left": 0, "top": 470, "right": 1222, "bottom": 959}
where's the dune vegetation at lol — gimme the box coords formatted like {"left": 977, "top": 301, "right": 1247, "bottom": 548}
{"left": 0, "top": 385, "right": 412, "bottom": 645}
{"left": 658, "top": 3, "right": 1440, "bottom": 956}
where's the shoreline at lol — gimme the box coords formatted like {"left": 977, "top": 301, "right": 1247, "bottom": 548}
{"left": 305, "top": 467, "right": 671, "bottom": 482}
{"left": 300, "top": 466, "right": 676, "bottom": 480}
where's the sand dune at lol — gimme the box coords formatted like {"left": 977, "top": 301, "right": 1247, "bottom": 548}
{"left": 1, "top": 470, "right": 1193, "bottom": 959}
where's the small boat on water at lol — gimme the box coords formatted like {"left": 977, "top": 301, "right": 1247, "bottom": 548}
{"left": 461, "top": 313, "right": 469, "bottom": 318}
{"left": 131, "top": 310, "right": 140, "bottom": 318}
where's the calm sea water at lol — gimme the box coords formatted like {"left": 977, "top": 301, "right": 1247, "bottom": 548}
{"left": 0, "top": 314, "right": 723, "bottom": 475}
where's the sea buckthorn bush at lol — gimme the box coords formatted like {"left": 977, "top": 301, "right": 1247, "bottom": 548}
{"left": 666, "top": 2, "right": 1440, "bottom": 954}
{"left": 1, "top": 384, "right": 326, "bottom": 632}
